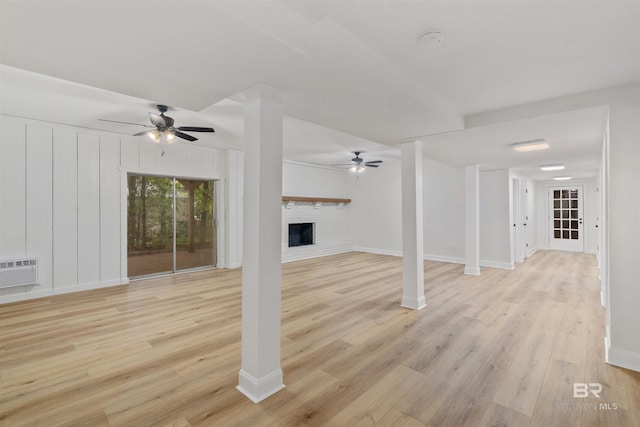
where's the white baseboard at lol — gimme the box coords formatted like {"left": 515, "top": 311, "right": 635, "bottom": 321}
{"left": 480, "top": 260, "right": 515, "bottom": 270}
{"left": 464, "top": 267, "right": 481, "bottom": 276}
{"left": 606, "top": 343, "right": 640, "bottom": 373}
{"left": 424, "top": 253, "right": 465, "bottom": 264}
{"left": 282, "top": 244, "right": 354, "bottom": 263}
{"left": 237, "top": 369, "right": 285, "bottom": 403}
{"left": 526, "top": 247, "right": 538, "bottom": 258}
{"left": 353, "top": 247, "right": 402, "bottom": 257}
{"left": 401, "top": 295, "right": 426, "bottom": 310}
{"left": 354, "top": 248, "right": 468, "bottom": 265}
{"left": 0, "top": 278, "right": 130, "bottom": 304}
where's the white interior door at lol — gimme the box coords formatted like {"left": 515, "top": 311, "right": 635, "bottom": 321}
{"left": 549, "top": 186, "right": 584, "bottom": 252}
{"left": 521, "top": 182, "right": 529, "bottom": 259}
{"left": 512, "top": 179, "right": 523, "bottom": 262}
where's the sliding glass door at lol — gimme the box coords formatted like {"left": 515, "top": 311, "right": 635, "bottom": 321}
{"left": 127, "top": 174, "right": 216, "bottom": 278}
{"left": 175, "top": 179, "right": 216, "bottom": 271}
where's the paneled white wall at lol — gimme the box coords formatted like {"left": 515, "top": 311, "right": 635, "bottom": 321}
{"left": 26, "top": 126, "right": 54, "bottom": 293}
{"left": 53, "top": 129, "right": 78, "bottom": 289}
{"left": 77, "top": 133, "right": 101, "bottom": 286}
{"left": 0, "top": 116, "right": 225, "bottom": 303}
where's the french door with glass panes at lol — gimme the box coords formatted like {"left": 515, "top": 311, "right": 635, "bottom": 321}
{"left": 549, "top": 186, "right": 584, "bottom": 252}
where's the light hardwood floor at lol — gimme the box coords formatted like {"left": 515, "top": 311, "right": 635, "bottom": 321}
{"left": 1, "top": 251, "right": 638, "bottom": 426}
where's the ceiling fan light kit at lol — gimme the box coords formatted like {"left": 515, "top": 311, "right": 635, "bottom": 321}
{"left": 332, "top": 151, "right": 383, "bottom": 174}
{"left": 102, "top": 104, "right": 215, "bottom": 144}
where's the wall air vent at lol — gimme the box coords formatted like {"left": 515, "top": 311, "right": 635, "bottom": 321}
{"left": 0, "top": 257, "right": 38, "bottom": 288}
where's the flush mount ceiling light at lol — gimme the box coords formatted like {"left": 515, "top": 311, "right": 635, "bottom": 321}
{"left": 417, "top": 31, "right": 444, "bottom": 48}
{"left": 553, "top": 176, "right": 572, "bottom": 181}
{"left": 511, "top": 139, "right": 549, "bottom": 152}
{"left": 540, "top": 164, "right": 565, "bottom": 171}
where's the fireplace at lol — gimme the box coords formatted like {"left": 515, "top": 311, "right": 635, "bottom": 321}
{"left": 288, "top": 223, "right": 314, "bottom": 247}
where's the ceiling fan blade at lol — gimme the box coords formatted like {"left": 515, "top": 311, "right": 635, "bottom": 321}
{"left": 99, "top": 118, "right": 151, "bottom": 128}
{"left": 133, "top": 130, "right": 149, "bottom": 136}
{"left": 365, "top": 160, "right": 383, "bottom": 165}
{"left": 365, "top": 164, "right": 379, "bottom": 168}
{"left": 330, "top": 163, "right": 352, "bottom": 167}
{"left": 149, "top": 112, "right": 168, "bottom": 128}
{"left": 177, "top": 126, "right": 215, "bottom": 133}
{"left": 174, "top": 131, "right": 198, "bottom": 142}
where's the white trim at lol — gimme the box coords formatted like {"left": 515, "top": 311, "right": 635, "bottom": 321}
{"left": 464, "top": 267, "right": 481, "bottom": 276}
{"left": 282, "top": 244, "right": 353, "bottom": 263}
{"left": 353, "top": 247, "right": 402, "bottom": 257}
{"left": 282, "top": 158, "right": 345, "bottom": 172}
{"left": 0, "top": 278, "right": 129, "bottom": 304}
{"left": 526, "top": 247, "right": 538, "bottom": 258}
{"left": 225, "top": 263, "right": 242, "bottom": 269}
{"left": 424, "top": 254, "right": 464, "bottom": 264}
{"left": 401, "top": 295, "right": 426, "bottom": 310}
{"left": 606, "top": 342, "right": 640, "bottom": 373}
{"left": 480, "top": 260, "right": 515, "bottom": 270}
{"left": 237, "top": 369, "right": 285, "bottom": 403}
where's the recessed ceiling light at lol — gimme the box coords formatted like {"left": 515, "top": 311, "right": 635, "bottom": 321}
{"left": 553, "top": 176, "right": 572, "bottom": 181}
{"left": 511, "top": 139, "right": 549, "bottom": 152}
{"left": 417, "top": 31, "right": 444, "bottom": 48}
{"left": 540, "top": 164, "right": 565, "bottom": 171}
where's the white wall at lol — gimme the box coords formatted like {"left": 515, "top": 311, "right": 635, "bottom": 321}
{"left": 423, "top": 157, "right": 465, "bottom": 263}
{"left": 0, "top": 116, "right": 225, "bottom": 303}
{"left": 480, "top": 169, "right": 513, "bottom": 269}
{"left": 281, "top": 161, "right": 352, "bottom": 262}
{"left": 606, "top": 86, "right": 640, "bottom": 371}
{"left": 348, "top": 159, "right": 403, "bottom": 255}
{"left": 348, "top": 156, "right": 466, "bottom": 263}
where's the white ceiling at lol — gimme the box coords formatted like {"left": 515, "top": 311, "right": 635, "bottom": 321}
{"left": 1, "top": 0, "right": 638, "bottom": 179}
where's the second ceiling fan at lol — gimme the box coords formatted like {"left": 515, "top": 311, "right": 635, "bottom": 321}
{"left": 333, "top": 151, "right": 383, "bottom": 173}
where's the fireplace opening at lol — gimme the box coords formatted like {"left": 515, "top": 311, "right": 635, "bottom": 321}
{"left": 288, "top": 223, "right": 314, "bottom": 247}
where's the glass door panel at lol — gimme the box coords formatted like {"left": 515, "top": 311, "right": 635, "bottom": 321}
{"left": 127, "top": 175, "right": 174, "bottom": 277}
{"left": 549, "top": 186, "right": 584, "bottom": 252}
{"left": 175, "top": 179, "right": 216, "bottom": 271}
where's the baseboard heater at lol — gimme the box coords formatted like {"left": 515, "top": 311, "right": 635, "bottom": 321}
{"left": 0, "top": 257, "right": 38, "bottom": 288}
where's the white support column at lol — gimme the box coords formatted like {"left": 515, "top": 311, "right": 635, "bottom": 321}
{"left": 464, "top": 164, "right": 481, "bottom": 275}
{"left": 237, "top": 84, "right": 285, "bottom": 403}
{"left": 400, "top": 141, "right": 426, "bottom": 310}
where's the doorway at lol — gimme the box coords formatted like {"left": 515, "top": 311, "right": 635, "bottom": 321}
{"left": 549, "top": 186, "right": 584, "bottom": 252}
{"left": 127, "top": 174, "right": 216, "bottom": 277}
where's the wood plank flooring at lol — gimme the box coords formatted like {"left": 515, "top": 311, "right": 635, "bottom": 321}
{"left": 1, "top": 251, "right": 639, "bottom": 426}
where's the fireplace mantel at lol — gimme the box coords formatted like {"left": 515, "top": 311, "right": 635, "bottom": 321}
{"left": 282, "top": 196, "right": 351, "bottom": 209}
